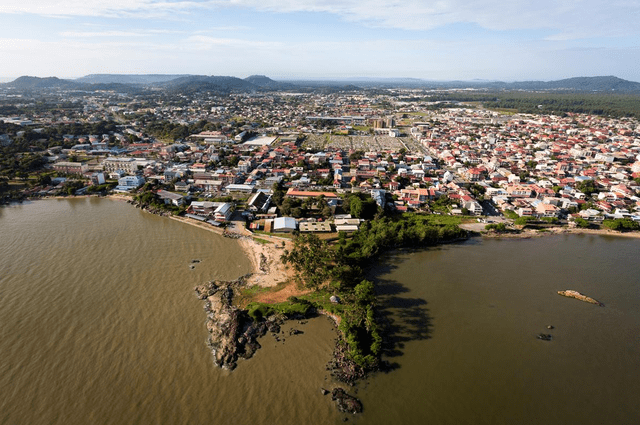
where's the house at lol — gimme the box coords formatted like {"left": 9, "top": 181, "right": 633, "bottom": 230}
{"left": 53, "top": 161, "right": 88, "bottom": 175}
{"left": 214, "top": 202, "right": 234, "bottom": 221}
{"left": 225, "top": 184, "right": 255, "bottom": 194}
{"left": 273, "top": 217, "right": 297, "bottom": 232}
{"left": 299, "top": 222, "right": 332, "bottom": 232}
{"left": 115, "top": 175, "right": 145, "bottom": 192}
{"left": 535, "top": 203, "right": 559, "bottom": 217}
{"left": 371, "top": 189, "right": 386, "bottom": 209}
{"left": 103, "top": 157, "right": 137, "bottom": 175}
{"left": 247, "top": 192, "right": 271, "bottom": 213}
{"left": 285, "top": 188, "right": 339, "bottom": 200}
{"left": 334, "top": 218, "right": 361, "bottom": 232}
{"left": 156, "top": 190, "right": 185, "bottom": 206}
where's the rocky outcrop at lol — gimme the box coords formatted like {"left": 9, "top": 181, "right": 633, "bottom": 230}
{"left": 195, "top": 275, "right": 282, "bottom": 370}
{"left": 326, "top": 340, "right": 370, "bottom": 385}
{"left": 557, "top": 290, "right": 604, "bottom": 306}
{"left": 331, "top": 388, "right": 363, "bottom": 414}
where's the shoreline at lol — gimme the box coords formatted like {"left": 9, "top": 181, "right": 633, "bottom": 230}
{"left": 480, "top": 225, "right": 640, "bottom": 240}
{"left": 166, "top": 213, "right": 296, "bottom": 290}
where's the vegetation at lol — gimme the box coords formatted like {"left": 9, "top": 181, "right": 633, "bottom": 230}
{"left": 246, "top": 299, "right": 312, "bottom": 321}
{"left": 503, "top": 210, "right": 519, "bottom": 219}
{"left": 132, "top": 181, "right": 186, "bottom": 215}
{"left": 573, "top": 217, "right": 592, "bottom": 228}
{"left": 485, "top": 222, "right": 507, "bottom": 232}
{"left": 576, "top": 180, "right": 599, "bottom": 197}
{"left": 278, "top": 213, "right": 467, "bottom": 370}
{"left": 419, "top": 91, "right": 640, "bottom": 119}
{"left": 514, "top": 216, "right": 535, "bottom": 226}
{"left": 602, "top": 218, "right": 640, "bottom": 231}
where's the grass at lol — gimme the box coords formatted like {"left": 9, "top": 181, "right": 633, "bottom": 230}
{"left": 352, "top": 125, "right": 372, "bottom": 132}
{"left": 236, "top": 280, "right": 290, "bottom": 307}
{"left": 409, "top": 213, "right": 462, "bottom": 226}
{"left": 485, "top": 107, "right": 518, "bottom": 115}
{"left": 253, "top": 230, "right": 296, "bottom": 239}
{"left": 253, "top": 237, "right": 271, "bottom": 245}
{"left": 246, "top": 299, "right": 312, "bottom": 321}
{"left": 0, "top": 181, "right": 28, "bottom": 194}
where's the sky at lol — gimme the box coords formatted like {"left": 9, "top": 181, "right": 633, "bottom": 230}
{"left": 0, "top": 0, "right": 639, "bottom": 82}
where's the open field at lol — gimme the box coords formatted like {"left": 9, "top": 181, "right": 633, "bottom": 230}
{"left": 302, "top": 134, "right": 419, "bottom": 152}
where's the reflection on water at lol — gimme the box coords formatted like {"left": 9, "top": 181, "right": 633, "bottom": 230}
{"left": 360, "top": 236, "right": 640, "bottom": 425}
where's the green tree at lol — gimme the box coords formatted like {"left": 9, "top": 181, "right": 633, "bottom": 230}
{"left": 281, "top": 234, "right": 335, "bottom": 289}
{"left": 573, "top": 217, "right": 591, "bottom": 228}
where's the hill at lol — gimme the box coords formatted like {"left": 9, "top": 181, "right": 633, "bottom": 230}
{"left": 244, "top": 75, "right": 296, "bottom": 90}
{"left": 501, "top": 76, "right": 640, "bottom": 92}
{"left": 157, "top": 75, "right": 261, "bottom": 94}
{"left": 75, "top": 74, "right": 192, "bottom": 85}
{"left": 4, "top": 74, "right": 640, "bottom": 94}
{"left": 6, "top": 76, "right": 79, "bottom": 90}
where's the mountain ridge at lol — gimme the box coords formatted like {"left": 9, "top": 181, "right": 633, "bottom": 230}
{"left": 3, "top": 75, "right": 640, "bottom": 93}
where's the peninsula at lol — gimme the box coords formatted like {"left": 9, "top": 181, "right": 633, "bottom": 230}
{"left": 2, "top": 75, "right": 640, "bottom": 409}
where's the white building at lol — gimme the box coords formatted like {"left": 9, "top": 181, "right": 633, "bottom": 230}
{"left": 103, "top": 157, "right": 138, "bottom": 175}
{"left": 115, "top": 175, "right": 145, "bottom": 192}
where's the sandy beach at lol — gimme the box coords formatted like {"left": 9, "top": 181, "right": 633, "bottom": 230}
{"left": 475, "top": 224, "right": 640, "bottom": 239}
{"left": 167, "top": 214, "right": 296, "bottom": 289}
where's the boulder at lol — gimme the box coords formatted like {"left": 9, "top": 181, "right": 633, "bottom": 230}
{"left": 331, "top": 388, "right": 363, "bottom": 414}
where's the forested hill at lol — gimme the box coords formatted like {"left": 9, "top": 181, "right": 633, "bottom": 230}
{"left": 498, "top": 76, "right": 640, "bottom": 93}
{"left": 4, "top": 74, "right": 639, "bottom": 93}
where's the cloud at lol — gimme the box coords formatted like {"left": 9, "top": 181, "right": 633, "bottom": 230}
{"left": 59, "top": 31, "right": 151, "bottom": 37}
{"left": 0, "top": 0, "right": 214, "bottom": 18}
{"left": 184, "top": 35, "right": 283, "bottom": 50}
{"left": 2, "top": 1, "right": 638, "bottom": 41}
{"left": 221, "top": 0, "right": 640, "bottom": 38}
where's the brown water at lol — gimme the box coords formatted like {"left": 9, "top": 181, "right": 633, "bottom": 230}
{"left": 2, "top": 199, "right": 640, "bottom": 425}
{"left": 362, "top": 235, "right": 640, "bottom": 425}
{"left": 0, "top": 199, "right": 338, "bottom": 425}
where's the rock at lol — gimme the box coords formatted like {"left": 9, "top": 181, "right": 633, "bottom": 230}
{"left": 547, "top": 325, "right": 554, "bottom": 330}
{"left": 537, "top": 333, "right": 552, "bottom": 341}
{"left": 289, "top": 328, "right": 303, "bottom": 336}
{"left": 321, "top": 388, "right": 329, "bottom": 396}
{"left": 331, "top": 388, "right": 363, "bottom": 414}
{"left": 330, "top": 295, "right": 341, "bottom": 304}
{"left": 557, "top": 289, "right": 604, "bottom": 306}
{"left": 201, "top": 280, "right": 271, "bottom": 369}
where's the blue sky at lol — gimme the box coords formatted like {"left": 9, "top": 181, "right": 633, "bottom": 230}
{"left": 0, "top": 0, "right": 639, "bottom": 82}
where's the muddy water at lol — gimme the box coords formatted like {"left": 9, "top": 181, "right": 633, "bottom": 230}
{"left": 359, "top": 235, "right": 640, "bottom": 425}
{"left": 0, "top": 198, "right": 338, "bottom": 425}
{"left": 2, "top": 199, "right": 639, "bottom": 425}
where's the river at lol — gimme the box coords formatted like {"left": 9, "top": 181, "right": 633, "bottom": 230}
{"left": 1, "top": 198, "right": 639, "bottom": 424}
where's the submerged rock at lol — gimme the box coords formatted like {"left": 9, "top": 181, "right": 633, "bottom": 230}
{"left": 331, "top": 388, "right": 363, "bottom": 414}
{"left": 557, "top": 290, "right": 604, "bottom": 306}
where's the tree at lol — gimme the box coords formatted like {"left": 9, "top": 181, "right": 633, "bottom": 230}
{"left": 576, "top": 180, "right": 598, "bottom": 197}
{"left": 37, "top": 174, "right": 52, "bottom": 186}
{"left": 281, "top": 234, "right": 335, "bottom": 289}
{"left": 353, "top": 280, "right": 375, "bottom": 306}
{"left": 602, "top": 218, "right": 640, "bottom": 231}
{"left": 573, "top": 217, "right": 591, "bottom": 228}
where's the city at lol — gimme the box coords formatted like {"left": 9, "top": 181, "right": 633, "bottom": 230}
{"left": 2, "top": 81, "right": 640, "bottom": 235}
